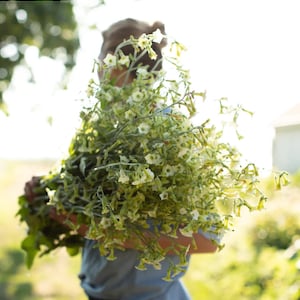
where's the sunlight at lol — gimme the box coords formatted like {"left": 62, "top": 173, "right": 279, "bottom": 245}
{"left": 1, "top": 0, "right": 300, "bottom": 175}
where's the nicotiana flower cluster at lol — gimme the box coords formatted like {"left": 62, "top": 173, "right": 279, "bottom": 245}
{"left": 19, "top": 32, "right": 276, "bottom": 280}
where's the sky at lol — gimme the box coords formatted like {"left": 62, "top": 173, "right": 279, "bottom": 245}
{"left": 1, "top": 0, "right": 300, "bottom": 175}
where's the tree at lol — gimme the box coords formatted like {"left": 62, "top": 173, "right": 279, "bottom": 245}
{"left": 0, "top": 1, "right": 80, "bottom": 114}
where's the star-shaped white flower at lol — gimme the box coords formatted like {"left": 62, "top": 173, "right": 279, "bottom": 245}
{"left": 103, "top": 53, "right": 117, "bottom": 67}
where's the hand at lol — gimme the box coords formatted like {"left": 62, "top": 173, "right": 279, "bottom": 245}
{"left": 49, "top": 207, "right": 88, "bottom": 237}
{"left": 24, "top": 176, "right": 43, "bottom": 203}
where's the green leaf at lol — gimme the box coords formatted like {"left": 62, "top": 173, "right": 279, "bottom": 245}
{"left": 21, "top": 234, "right": 39, "bottom": 269}
{"left": 66, "top": 246, "right": 80, "bottom": 257}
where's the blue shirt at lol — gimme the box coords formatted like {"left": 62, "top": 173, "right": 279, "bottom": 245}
{"left": 79, "top": 239, "right": 191, "bottom": 300}
{"left": 79, "top": 229, "right": 221, "bottom": 299}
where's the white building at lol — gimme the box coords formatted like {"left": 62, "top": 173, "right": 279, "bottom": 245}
{"left": 272, "top": 103, "right": 300, "bottom": 174}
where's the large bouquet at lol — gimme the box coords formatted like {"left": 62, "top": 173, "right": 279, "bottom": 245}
{"left": 17, "top": 33, "right": 284, "bottom": 280}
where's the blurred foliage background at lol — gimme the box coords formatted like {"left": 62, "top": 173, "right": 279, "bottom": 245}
{"left": 1, "top": 159, "right": 300, "bottom": 299}
{"left": 0, "top": 1, "right": 80, "bottom": 114}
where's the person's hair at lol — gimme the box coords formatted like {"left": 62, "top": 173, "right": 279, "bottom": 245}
{"left": 99, "top": 18, "right": 167, "bottom": 77}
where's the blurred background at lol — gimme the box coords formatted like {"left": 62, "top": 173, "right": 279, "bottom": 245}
{"left": 1, "top": 0, "right": 300, "bottom": 299}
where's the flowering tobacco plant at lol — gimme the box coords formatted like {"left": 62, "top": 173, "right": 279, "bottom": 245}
{"left": 17, "top": 32, "right": 288, "bottom": 280}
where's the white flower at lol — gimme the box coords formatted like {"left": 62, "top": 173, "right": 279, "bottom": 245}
{"left": 131, "top": 90, "right": 144, "bottom": 102}
{"left": 162, "top": 164, "right": 175, "bottom": 177}
{"left": 179, "top": 208, "right": 187, "bottom": 215}
{"left": 103, "top": 53, "right": 117, "bottom": 67}
{"left": 152, "top": 29, "right": 164, "bottom": 44}
{"left": 147, "top": 209, "right": 157, "bottom": 218}
{"left": 191, "top": 209, "right": 200, "bottom": 220}
{"left": 145, "top": 153, "right": 162, "bottom": 165}
{"left": 144, "top": 168, "right": 154, "bottom": 180}
{"left": 118, "top": 54, "right": 130, "bottom": 67}
{"left": 106, "top": 93, "right": 113, "bottom": 102}
{"left": 175, "top": 164, "right": 185, "bottom": 173}
{"left": 148, "top": 48, "right": 157, "bottom": 60}
{"left": 180, "top": 119, "right": 192, "bottom": 131}
{"left": 112, "top": 103, "right": 122, "bottom": 115}
{"left": 153, "top": 142, "right": 164, "bottom": 149}
{"left": 163, "top": 132, "right": 170, "bottom": 139}
{"left": 124, "top": 110, "right": 136, "bottom": 120}
{"left": 181, "top": 69, "right": 190, "bottom": 81}
{"left": 126, "top": 96, "right": 134, "bottom": 105}
{"left": 119, "top": 155, "right": 129, "bottom": 163}
{"left": 46, "top": 189, "right": 56, "bottom": 204}
{"left": 159, "top": 191, "right": 168, "bottom": 200}
{"left": 178, "top": 147, "right": 189, "bottom": 158}
{"left": 127, "top": 90, "right": 144, "bottom": 104}
{"left": 96, "top": 90, "right": 113, "bottom": 102}
{"left": 100, "top": 217, "right": 112, "bottom": 228}
{"left": 137, "top": 67, "right": 149, "bottom": 78}
{"left": 138, "top": 123, "right": 150, "bottom": 134}
{"left": 151, "top": 177, "right": 162, "bottom": 192}
{"left": 132, "top": 168, "right": 154, "bottom": 185}
{"left": 113, "top": 215, "right": 125, "bottom": 230}
{"left": 137, "top": 34, "right": 151, "bottom": 50}
{"left": 118, "top": 169, "right": 129, "bottom": 184}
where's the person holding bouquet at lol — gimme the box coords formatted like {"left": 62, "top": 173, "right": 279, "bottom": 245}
{"left": 23, "top": 18, "right": 221, "bottom": 300}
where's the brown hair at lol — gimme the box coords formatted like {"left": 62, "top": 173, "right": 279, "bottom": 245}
{"left": 99, "top": 18, "right": 167, "bottom": 76}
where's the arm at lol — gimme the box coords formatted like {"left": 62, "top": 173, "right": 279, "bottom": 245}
{"left": 123, "top": 229, "right": 218, "bottom": 254}
{"left": 50, "top": 208, "right": 218, "bottom": 254}
{"left": 25, "top": 177, "right": 218, "bottom": 255}
{"left": 158, "top": 231, "right": 218, "bottom": 254}
{"left": 49, "top": 208, "right": 89, "bottom": 237}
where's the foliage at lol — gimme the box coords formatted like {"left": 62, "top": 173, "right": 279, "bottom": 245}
{"left": 250, "top": 211, "right": 300, "bottom": 251}
{"left": 248, "top": 187, "right": 300, "bottom": 252}
{"left": 0, "top": 1, "right": 80, "bottom": 113}
{"left": 16, "top": 33, "right": 286, "bottom": 281}
{"left": 184, "top": 184, "right": 300, "bottom": 299}
{"left": 17, "top": 189, "right": 84, "bottom": 269}
{"left": 185, "top": 245, "right": 300, "bottom": 299}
